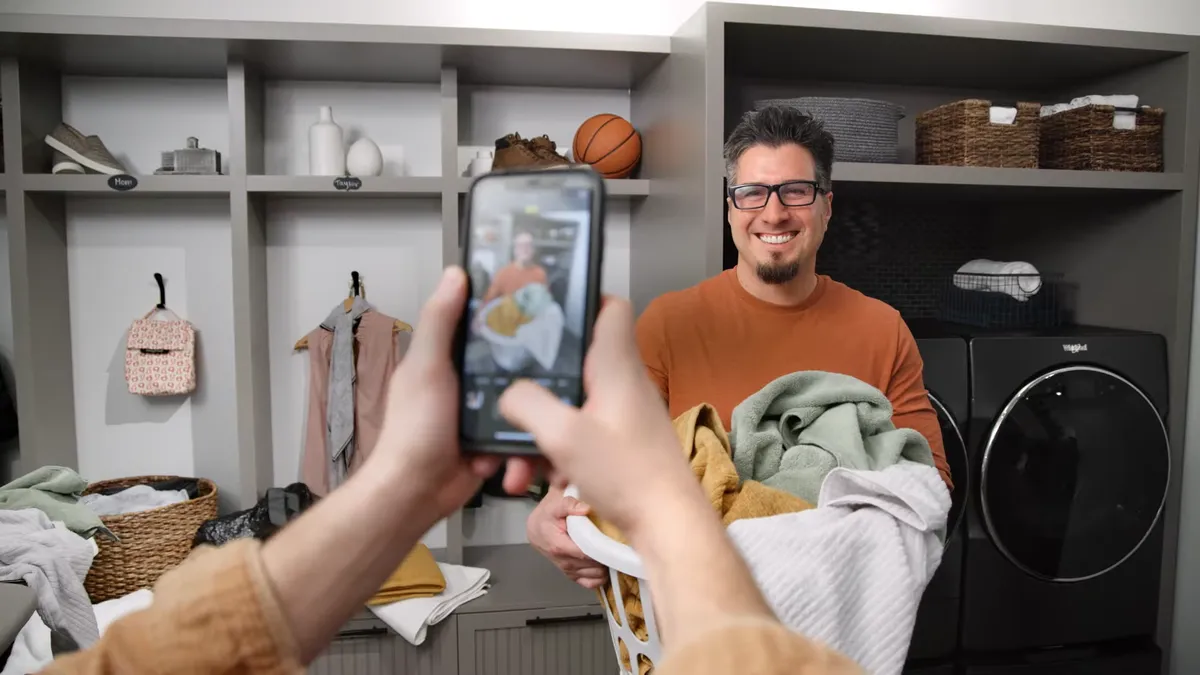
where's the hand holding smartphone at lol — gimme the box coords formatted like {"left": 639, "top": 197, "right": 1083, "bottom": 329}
{"left": 454, "top": 167, "right": 606, "bottom": 455}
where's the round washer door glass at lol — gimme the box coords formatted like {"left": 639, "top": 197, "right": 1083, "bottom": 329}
{"left": 981, "top": 366, "right": 1169, "bottom": 582}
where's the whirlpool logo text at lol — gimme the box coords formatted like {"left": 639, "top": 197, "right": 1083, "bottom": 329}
{"left": 1062, "top": 343, "right": 1088, "bottom": 354}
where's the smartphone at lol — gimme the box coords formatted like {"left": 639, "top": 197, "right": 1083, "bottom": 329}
{"left": 455, "top": 167, "right": 606, "bottom": 455}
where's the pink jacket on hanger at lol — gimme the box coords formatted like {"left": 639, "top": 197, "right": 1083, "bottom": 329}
{"left": 301, "top": 311, "right": 410, "bottom": 495}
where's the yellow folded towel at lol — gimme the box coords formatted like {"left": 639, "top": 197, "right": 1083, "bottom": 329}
{"left": 367, "top": 543, "right": 446, "bottom": 606}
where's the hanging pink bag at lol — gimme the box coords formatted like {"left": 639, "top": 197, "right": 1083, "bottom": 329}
{"left": 125, "top": 305, "right": 196, "bottom": 397}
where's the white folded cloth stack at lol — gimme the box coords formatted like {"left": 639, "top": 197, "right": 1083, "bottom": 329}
{"left": 988, "top": 106, "right": 1018, "bottom": 125}
{"left": 1040, "top": 95, "right": 1140, "bottom": 130}
{"left": 367, "top": 563, "right": 491, "bottom": 645}
{"left": 953, "top": 259, "right": 1042, "bottom": 301}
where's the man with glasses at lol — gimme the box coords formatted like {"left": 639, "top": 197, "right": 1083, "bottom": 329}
{"left": 526, "top": 104, "right": 950, "bottom": 588}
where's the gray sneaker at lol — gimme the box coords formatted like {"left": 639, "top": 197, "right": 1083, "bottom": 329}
{"left": 51, "top": 150, "right": 84, "bottom": 174}
{"left": 45, "top": 122, "right": 126, "bottom": 175}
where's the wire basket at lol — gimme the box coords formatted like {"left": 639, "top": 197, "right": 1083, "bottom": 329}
{"left": 940, "top": 273, "right": 1074, "bottom": 329}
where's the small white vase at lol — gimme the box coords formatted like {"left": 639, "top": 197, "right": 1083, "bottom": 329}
{"left": 346, "top": 137, "right": 384, "bottom": 177}
{"left": 309, "top": 106, "right": 345, "bottom": 176}
{"left": 469, "top": 151, "right": 493, "bottom": 177}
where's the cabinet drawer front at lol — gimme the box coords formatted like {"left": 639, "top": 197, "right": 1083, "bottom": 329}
{"left": 310, "top": 616, "right": 456, "bottom": 675}
{"left": 459, "top": 607, "right": 617, "bottom": 675}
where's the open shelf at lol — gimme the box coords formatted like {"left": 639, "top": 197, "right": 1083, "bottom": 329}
{"left": 21, "top": 174, "right": 233, "bottom": 195}
{"left": 247, "top": 175, "right": 442, "bottom": 197}
{"left": 832, "top": 163, "right": 1188, "bottom": 198}
{"left": 455, "top": 177, "right": 650, "bottom": 197}
{"left": 459, "top": 544, "right": 599, "bottom": 613}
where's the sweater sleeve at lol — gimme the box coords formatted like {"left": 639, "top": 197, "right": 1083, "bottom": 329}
{"left": 887, "top": 316, "right": 953, "bottom": 490}
{"left": 657, "top": 617, "right": 863, "bottom": 675}
{"left": 40, "top": 539, "right": 302, "bottom": 675}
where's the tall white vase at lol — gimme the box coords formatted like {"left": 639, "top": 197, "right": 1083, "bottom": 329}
{"left": 309, "top": 106, "right": 345, "bottom": 176}
{"left": 346, "top": 137, "right": 383, "bottom": 176}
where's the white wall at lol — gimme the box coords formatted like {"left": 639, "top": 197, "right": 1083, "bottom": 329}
{"left": 2, "top": 0, "right": 1198, "bottom": 36}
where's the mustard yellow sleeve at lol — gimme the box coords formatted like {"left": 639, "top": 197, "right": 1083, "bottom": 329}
{"left": 40, "top": 539, "right": 302, "bottom": 675}
{"left": 656, "top": 618, "right": 863, "bottom": 675}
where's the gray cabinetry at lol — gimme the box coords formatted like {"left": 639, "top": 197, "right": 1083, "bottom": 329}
{"left": 310, "top": 612, "right": 457, "bottom": 675}
{"left": 458, "top": 606, "right": 617, "bottom": 675}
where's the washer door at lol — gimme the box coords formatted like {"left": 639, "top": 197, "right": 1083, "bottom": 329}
{"left": 980, "top": 365, "right": 1169, "bottom": 582}
{"left": 928, "top": 392, "right": 967, "bottom": 539}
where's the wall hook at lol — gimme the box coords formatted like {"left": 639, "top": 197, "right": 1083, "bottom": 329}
{"left": 154, "top": 273, "right": 166, "bottom": 309}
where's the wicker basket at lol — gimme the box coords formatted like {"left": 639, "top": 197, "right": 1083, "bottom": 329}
{"left": 82, "top": 475, "right": 218, "bottom": 602}
{"left": 1039, "top": 105, "right": 1164, "bottom": 172}
{"left": 916, "top": 99, "right": 1040, "bottom": 168}
{"left": 755, "top": 97, "right": 903, "bottom": 163}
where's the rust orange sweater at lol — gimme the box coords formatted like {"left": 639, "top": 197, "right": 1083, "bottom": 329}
{"left": 635, "top": 270, "right": 952, "bottom": 489}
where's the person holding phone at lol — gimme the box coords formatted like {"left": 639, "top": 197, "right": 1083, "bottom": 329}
{"left": 36, "top": 267, "right": 859, "bottom": 675}
{"left": 481, "top": 230, "right": 547, "bottom": 304}
{"left": 526, "top": 104, "right": 951, "bottom": 590}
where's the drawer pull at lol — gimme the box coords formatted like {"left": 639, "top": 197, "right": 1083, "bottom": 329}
{"left": 526, "top": 613, "right": 603, "bottom": 627}
{"left": 335, "top": 627, "right": 389, "bottom": 640}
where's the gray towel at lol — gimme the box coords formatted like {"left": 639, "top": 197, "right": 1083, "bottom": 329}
{"left": 0, "top": 508, "right": 100, "bottom": 651}
{"left": 0, "top": 466, "right": 115, "bottom": 540}
{"left": 320, "top": 297, "right": 371, "bottom": 489}
{"left": 730, "top": 371, "right": 935, "bottom": 505}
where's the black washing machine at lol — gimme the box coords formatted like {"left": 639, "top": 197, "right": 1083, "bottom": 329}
{"left": 958, "top": 325, "right": 1169, "bottom": 674}
{"left": 906, "top": 325, "right": 971, "bottom": 666}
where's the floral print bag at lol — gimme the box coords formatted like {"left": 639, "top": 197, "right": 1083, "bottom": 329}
{"left": 125, "top": 306, "right": 196, "bottom": 396}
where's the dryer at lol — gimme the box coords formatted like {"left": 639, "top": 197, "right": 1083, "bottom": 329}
{"left": 959, "top": 326, "right": 1169, "bottom": 673}
{"left": 907, "top": 326, "right": 970, "bottom": 664}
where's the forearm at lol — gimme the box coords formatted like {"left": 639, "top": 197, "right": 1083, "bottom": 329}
{"left": 628, "top": 489, "right": 775, "bottom": 648}
{"left": 261, "top": 456, "right": 430, "bottom": 664}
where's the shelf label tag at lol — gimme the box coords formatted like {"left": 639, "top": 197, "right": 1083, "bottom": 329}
{"left": 333, "top": 176, "right": 362, "bottom": 191}
{"left": 108, "top": 174, "right": 138, "bottom": 191}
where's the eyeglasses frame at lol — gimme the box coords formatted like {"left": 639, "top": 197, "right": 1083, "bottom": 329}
{"left": 726, "top": 179, "right": 828, "bottom": 210}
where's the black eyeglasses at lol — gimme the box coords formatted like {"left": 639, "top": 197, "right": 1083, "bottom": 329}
{"left": 727, "top": 180, "right": 826, "bottom": 210}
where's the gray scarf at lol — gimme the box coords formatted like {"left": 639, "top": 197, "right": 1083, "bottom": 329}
{"left": 320, "top": 297, "right": 371, "bottom": 489}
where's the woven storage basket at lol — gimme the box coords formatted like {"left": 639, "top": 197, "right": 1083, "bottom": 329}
{"left": 916, "top": 99, "right": 1040, "bottom": 168}
{"left": 82, "top": 475, "right": 218, "bottom": 602}
{"left": 755, "top": 97, "right": 903, "bottom": 163}
{"left": 1039, "top": 105, "right": 1163, "bottom": 172}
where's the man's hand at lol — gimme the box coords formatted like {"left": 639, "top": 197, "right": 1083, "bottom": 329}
{"left": 365, "top": 266, "right": 501, "bottom": 531}
{"left": 526, "top": 487, "right": 608, "bottom": 589}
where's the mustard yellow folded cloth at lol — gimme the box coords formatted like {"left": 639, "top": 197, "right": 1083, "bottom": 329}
{"left": 367, "top": 543, "right": 446, "bottom": 606}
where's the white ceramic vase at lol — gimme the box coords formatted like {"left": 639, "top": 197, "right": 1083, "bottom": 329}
{"left": 309, "top": 106, "right": 345, "bottom": 176}
{"left": 346, "top": 137, "right": 384, "bottom": 176}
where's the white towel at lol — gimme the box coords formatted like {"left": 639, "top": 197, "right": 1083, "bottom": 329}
{"left": 988, "top": 106, "right": 1017, "bottom": 125}
{"left": 1, "top": 588, "right": 155, "bottom": 675}
{"left": 80, "top": 485, "right": 189, "bottom": 517}
{"left": 727, "top": 461, "right": 950, "bottom": 675}
{"left": 367, "top": 563, "right": 490, "bottom": 645}
{"left": 0, "top": 509, "right": 99, "bottom": 651}
{"left": 953, "top": 259, "right": 1042, "bottom": 301}
{"left": 515, "top": 301, "right": 565, "bottom": 371}
{"left": 1040, "top": 94, "right": 1139, "bottom": 129}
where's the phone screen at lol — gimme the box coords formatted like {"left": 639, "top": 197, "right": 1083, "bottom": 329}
{"left": 459, "top": 174, "right": 598, "bottom": 447}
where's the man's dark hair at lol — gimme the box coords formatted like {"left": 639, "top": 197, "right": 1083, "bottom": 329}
{"left": 723, "top": 105, "right": 835, "bottom": 191}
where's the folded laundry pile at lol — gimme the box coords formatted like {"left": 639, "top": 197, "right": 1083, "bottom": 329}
{"left": 368, "top": 562, "right": 490, "bottom": 646}
{"left": 952, "top": 259, "right": 1042, "bottom": 302}
{"left": 368, "top": 543, "right": 446, "bottom": 606}
{"left": 1041, "top": 94, "right": 1140, "bottom": 129}
{"left": 589, "top": 403, "right": 813, "bottom": 674}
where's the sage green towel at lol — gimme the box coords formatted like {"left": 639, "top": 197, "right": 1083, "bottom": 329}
{"left": 0, "top": 466, "right": 116, "bottom": 540}
{"left": 730, "top": 371, "right": 935, "bottom": 505}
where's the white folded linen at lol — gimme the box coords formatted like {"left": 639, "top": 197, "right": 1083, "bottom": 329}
{"left": 367, "top": 563, "right": 490, "bottom": 645}
{"left": 953, "top": 259, "right": 1042, "bottom": 301}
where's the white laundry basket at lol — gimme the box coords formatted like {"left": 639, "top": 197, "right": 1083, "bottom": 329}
{"left": 563, "top": 486, "right": 663, "bottom": 674}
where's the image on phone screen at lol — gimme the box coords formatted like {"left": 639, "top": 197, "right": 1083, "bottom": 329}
{"left": 460, "top": 179, "right": 595, "bottom": 445}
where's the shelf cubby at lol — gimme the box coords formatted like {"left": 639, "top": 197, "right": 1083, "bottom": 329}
{"left": 247, "top": 175, "right": 442, "bottom": 197}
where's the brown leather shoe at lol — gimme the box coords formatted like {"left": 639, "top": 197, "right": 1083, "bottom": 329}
{"left": 492, "top": 133, "right": 542, "bottom": 170}
{"left": 527, "top": 135, "right": 569, "bottom": 166}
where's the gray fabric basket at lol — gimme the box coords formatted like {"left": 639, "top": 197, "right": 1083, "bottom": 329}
{"left": 755, "top": 97, "right": 904, "bottom": 163}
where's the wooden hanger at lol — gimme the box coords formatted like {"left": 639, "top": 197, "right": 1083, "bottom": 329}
{"left": 294, "top": 272, "right": 412, "bottom": 351}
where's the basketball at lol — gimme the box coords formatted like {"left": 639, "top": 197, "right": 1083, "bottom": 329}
{"left": 572, "top": 114, "right": 642, "bottom": 179}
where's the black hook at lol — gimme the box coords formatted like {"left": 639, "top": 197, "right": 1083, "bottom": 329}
{"left": 350, "top": 271, "right": 361, "bottom": 297}
{"left": 154, "top": 273, "right": 166, "bottom": 309}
